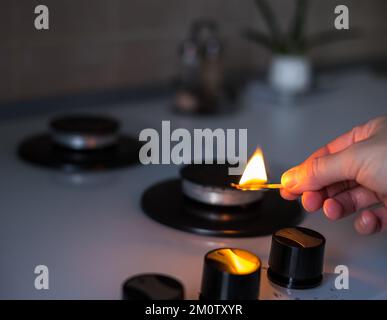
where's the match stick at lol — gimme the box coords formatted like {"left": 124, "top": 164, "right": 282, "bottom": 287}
{"left": 231, "top": 183, "right": 283, "bottom": 191}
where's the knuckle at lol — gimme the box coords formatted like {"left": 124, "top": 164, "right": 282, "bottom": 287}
{"left": 368, "top": 116, "right": 387, "bottom": 133}
{"left": 351, "top": 125, "right": 364, "bottom": 142}
{"left": 345, "top": 143, "right": 366, "bottom": 179}
{"left": 374, "top": 115, "right": 387, "bottom": 125}
{"left": 348, "top": 190, "right": 359, "bottom": 211}
{"left": 345, "top": 144, "right": 358, "bottom": 160}
{"left": 306, "top": 157, "right": 322, "bottom": 180}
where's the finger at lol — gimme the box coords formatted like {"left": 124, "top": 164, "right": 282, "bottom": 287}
{"left": 323, "top": 198, "right": 344, "bottom": 221}
{"left": 281, "top": 117, "right": 380, "bottom": 194}
{"left": 301, "top": 181, "right": 358, "bottom": 212}
{"left": 326, "top": 186, "right": 380, "bottom": 220}
{"left": 281, "top": 143, "right": 365, "bottom": 194}
{"left": 302, "top": 191, "right": 324, "bottom": 212}
{"left": 305, "top": 117, "right": 381, "bottom": 161}
{"left": 325, "top": 180, "right": 358, "bottom": 197}
{"left": 354, "top": 210, "right": 382, "bottom": 235}
{"left": 368, "top": 204, "right": 387, "bottom": 232}
{"left": 280, "top": 188, "right": 298, "bottom": 201}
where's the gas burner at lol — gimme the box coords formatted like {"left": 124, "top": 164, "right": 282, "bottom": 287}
{"left": 18, "top": 114, "right": 142, "bottom": 172}
{"left": 141, "top": 164, "right": 304, "bottom": 237}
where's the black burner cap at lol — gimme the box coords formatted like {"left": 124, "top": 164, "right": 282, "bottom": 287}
{"left": 122, "top": 274, "right": 184, "bottom": 300}
{"left": 268, "top": 227, "right": 326, "bottom": 289}
{"left": 50, "top": 115, "right": 120, "bottom": 135}
{"left": 181, "top": 163, "right": 240, "bottom": 187}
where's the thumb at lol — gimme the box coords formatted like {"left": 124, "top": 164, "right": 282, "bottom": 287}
{"left": 281, "top": 145, "right": 362, "bottom": 194}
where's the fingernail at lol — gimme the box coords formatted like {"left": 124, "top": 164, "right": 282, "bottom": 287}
{"left": 355, "top": 213, "right": 370, "bottom": 234}
{"left": 323, "top": 199, "right": 342, "bottom": 220}
{"left": 361, "top": 213, "right": 370, "bottom": 227}
{"left": 282, "top": 169, "right": 298, "bottom": 189}
{"left": 323, "top": 200, "right": 333, "bottom": 218}
{"left": 356, "top": 213, "right": 369, "bottom": 232}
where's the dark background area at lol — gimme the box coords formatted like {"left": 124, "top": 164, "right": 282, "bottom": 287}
{"left": 1, "top": 0, "right": 387, "bottom": 104}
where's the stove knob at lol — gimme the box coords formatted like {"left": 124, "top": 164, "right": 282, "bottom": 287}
{"left": 122, "top": 274, "right": 184, "bottom": 300}
{"left": 268, "top": 227, "right": 326, "bottom": 289}
{"left": 200, "top": 248, "right": 261, "bottom": 300}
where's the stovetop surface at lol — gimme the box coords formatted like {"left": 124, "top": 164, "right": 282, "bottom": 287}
{"left": 0, "top": 69, "right": 386, "bottom": 299}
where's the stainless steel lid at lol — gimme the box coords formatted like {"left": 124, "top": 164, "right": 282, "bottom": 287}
{"left": 50, "top": 115, "right": 120, "bottom": 150}
{"left": 180, "top": 164, "right": 262, "bottom": 206}
{"left": 182, "top": 179, "right": 262, "bottom": 206}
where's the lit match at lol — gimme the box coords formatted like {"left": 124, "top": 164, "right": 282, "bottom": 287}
{"left": 231, "top": 147, "right": 282, "bottom": 191}
{"left": 231, "top": 183, "right": 282, "bottom": 190}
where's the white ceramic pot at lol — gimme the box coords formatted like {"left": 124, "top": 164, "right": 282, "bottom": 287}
{"left": 268, "top": 54, "right": 312, "bottom": 96}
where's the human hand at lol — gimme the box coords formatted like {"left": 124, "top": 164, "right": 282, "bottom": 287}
{"left": 280, "top": 115, "right": 387, "bottom": 235}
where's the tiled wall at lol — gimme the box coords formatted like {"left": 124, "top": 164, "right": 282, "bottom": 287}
{"left": 1, "top": 0, "right": 387, "bottom": 103}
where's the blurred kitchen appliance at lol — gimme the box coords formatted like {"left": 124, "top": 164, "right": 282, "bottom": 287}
{"left": 174, "top": 20, "right": 225, "bottom": 114}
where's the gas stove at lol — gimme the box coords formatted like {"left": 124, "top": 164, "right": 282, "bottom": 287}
{"left": 0, "top": 69, "right": 386, "bottom": 299}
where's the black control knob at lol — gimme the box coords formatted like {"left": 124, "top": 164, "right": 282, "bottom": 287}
{"left": 122, "top": 274, "right": 184, "bottom": 300}
{"left": 200, "top": 248, "right": 261, "bottom": 300}
{"left": 268, "top": 227, "right": 326, "bottom": 289}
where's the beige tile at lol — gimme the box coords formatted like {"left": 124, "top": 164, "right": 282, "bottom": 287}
{"left": 186, "top": 0, "right": 261, "bottom": 33}
{"left": 9, "top": 43, "right": 118, "bottom": 100}
{"left": 4, "top": 0, "right": 119, "bottom": 49}
{"left": 118, "top": 0, "right": 191, "bottom": 36}
{"left": 114, "top": 38, "right": 178, "bottom": 85}
{"left": 0, "top": 1, "right": 15, "bottom": 40}
{"left": 1, "top": 0, "right": 387, "bottom": 102}
{"left": 0, "top": 48, "right": 17, "bottom": 102}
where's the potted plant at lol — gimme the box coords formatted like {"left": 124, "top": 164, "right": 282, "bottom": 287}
{"left": 243, "top": 0, "right": 357, "bottom": 96}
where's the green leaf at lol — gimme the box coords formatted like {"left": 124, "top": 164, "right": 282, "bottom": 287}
{"left": 289, "top": 0, "right": 309, "bottom": 45}
{"left": 253, "top": 0, "right": 282, "bottom": 42}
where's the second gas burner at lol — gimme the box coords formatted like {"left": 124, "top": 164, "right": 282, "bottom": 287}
{"left": 18, "top": 114, "right": 142, "bottom": 172}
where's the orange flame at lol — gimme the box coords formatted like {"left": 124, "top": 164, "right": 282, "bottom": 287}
{"left": 238, "top": 147, "right": 268, "bottom": 186}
